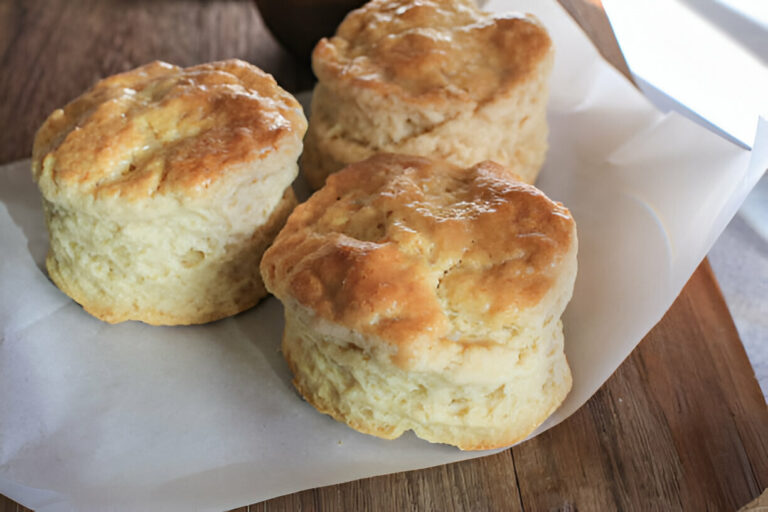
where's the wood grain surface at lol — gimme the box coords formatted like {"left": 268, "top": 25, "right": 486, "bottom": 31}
{"left": 1, "top": 0, "right": 766, "bottom": 511}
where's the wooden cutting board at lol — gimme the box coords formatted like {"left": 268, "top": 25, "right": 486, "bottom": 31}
{"left": 1, "top": 1, "right": 765, "bottom": 510}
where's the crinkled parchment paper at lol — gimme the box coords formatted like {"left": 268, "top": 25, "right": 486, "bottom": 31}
{"left": 1, "top": 1, "right": 766, "bottom": 510}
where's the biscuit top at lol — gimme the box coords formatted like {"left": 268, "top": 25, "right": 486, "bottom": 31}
{"left": 32, "top": 59, "right": 306, "bottom": 201}
{"left": 261, "top": 154, "right": 576, "bottom": 367}
{"left": 312, "top": 0, "right": 552, "bottom": 105}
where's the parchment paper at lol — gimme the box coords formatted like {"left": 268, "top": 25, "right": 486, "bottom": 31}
{"left": 1, "top": 1, "right": 766, "bottom": 510}
{"left": 603, "top": 0, "right": 768, "bottom": 148}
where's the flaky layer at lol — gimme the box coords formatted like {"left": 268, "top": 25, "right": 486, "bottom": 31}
{"left": 283, "top": 303, "right": 572, "bottom": 450}
{"left": 302, "top": 64, "right": 550, "bottom": 189}
{"left": 46, "top": 187, "right": 297, "bottom": 325}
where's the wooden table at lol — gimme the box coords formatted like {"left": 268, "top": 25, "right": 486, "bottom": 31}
{"left": 1, "top": 1, "right": 766, "bottom": 510}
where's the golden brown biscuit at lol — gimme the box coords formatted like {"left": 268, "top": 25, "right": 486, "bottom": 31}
{"left": 261, "top": 153, "right": 577, "bottom": 450}
{"left": 302, "top": 0, "right": 553, "bottom": 189}
{"left": 32, "top": 59, "right": 307, "bottom": 325}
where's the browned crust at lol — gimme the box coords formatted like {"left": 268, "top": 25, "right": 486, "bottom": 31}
{"left": 262, "top": 154, "right": 575, "bottom": 366}
{"left": 312, "top": 0, "right": 552, "bottom": 105}
{"left": 32, "top": 59, "right": 307, "bottom": 201}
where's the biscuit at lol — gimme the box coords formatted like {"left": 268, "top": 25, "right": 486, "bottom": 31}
{"left": 302, "top": 0, "right": 554, "bottom": 189}
{"left": 32, "top": 59, "right": 307, "bottom": 325}
{"left": 261, "top": 154, "right": 577, "bottom": 450}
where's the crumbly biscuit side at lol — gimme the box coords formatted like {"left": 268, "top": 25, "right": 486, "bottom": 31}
{"left": 46, "top": 186, "right": 297, "bottom": 325}
{"left": 302, "top": 51, "right": 552, "bottom": 188}
{"left": 282, "top": 303, "right": 572, "bottom": 450}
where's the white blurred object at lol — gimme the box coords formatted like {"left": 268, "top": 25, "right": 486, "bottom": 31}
{"left": 608, "top": 0, "right": 768, "bottom": 402}
{"left": 714, "top": 0, "right": 768, "bottom": 29}
{"left": 603, "top": 0, "right": 768, "bottom": 148}
{"left": 740, "top": 173, "right": 768, "bottom": 241}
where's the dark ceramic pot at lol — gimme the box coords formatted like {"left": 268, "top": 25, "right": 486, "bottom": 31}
{"left": 254, "top": 0, "right": 368, "bottom": 63}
